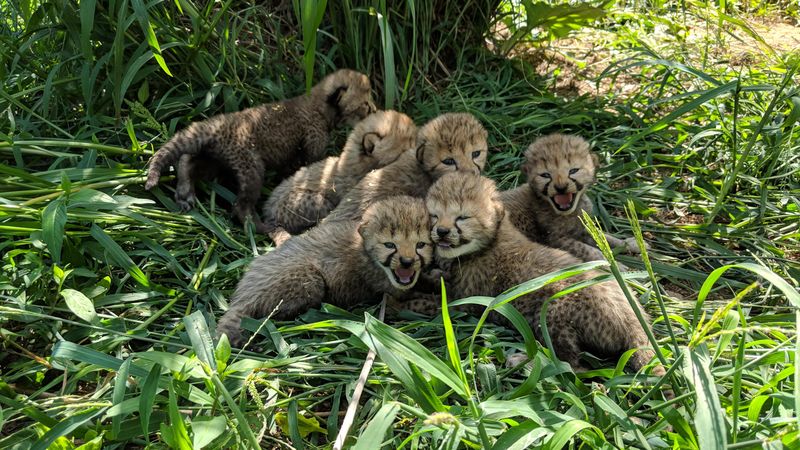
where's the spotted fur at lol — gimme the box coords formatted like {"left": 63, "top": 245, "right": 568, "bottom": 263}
{"left": 216, "top": 196, "right": 431, "bottom": 346}
{"left": 502, "top": 134, "right": 641, "bottom": 262}
{"left": 262, "top": 110, "right": 416, "bottom": 243}
{"left": 405, "top": 173, "right": 667, "bottom": 381}
{"left": 144, "top": 69, "right": 376, "bottom": 232}
{"left": 321, "top": 112, "right": 489, "bottom": 224}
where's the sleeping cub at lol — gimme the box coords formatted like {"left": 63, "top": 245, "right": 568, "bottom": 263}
{"left": 263, "top": 110, "right": 416, "bottom": 243}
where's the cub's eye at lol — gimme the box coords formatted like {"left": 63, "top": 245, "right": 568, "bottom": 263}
{"left": 471, "top": 150, "right": 481, "bottom": 158}
{"left": 456, "top": 215, "right": 470, "bottom": 221}
{"left": 416, "top": 242, "right": 427, "bottom": 249}
{"left": 442, "top": 158, "right": 456, "bottom": 166}
{"left": 569, "top": 168, "right": 579, "bottom": 175}
{"left": 383, "top": 242, "right": 396, "bottom": 249}
{"left": 540, "top": 173, "right": 551, "bottom": 179}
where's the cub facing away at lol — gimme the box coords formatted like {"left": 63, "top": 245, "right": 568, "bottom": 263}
{"left": 262, "top": 110, "right": 416, "bottom": 241}
{"left": 405, "top": 173, "right": 666, "bottom": 378}
{"left": 501, "top": 134, "right": 640, "bottom": 263}
{"left": 216, "top": 196, "right": 432, "bottom": 346}
{"left": 144, "top": 69, "right": 376, "bottom": 233}
{"left": 321, "top": 112, "right": 489, "bottom": 223}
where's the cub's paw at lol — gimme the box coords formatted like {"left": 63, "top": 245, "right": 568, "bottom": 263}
{"left": 623, "top": 237, "right": 645, "bottom": 254}
{"left": 175, "top": 193, "right": 196, "bottom": 213}
{"left": 269, "top": 227, "right": 292, "bottom": 247}
{"left": 216, "top": 326, "right": 244, "bottom": 350}
{"left": 505, "top": 353, "right": 531, "bottom": 369}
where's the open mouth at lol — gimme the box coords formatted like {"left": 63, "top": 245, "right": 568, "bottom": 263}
{"left": 393, "top": 267, "right": 417, "bottom": 286}
{"left": 551, "top": 193, "right": 575, "bottom": 211}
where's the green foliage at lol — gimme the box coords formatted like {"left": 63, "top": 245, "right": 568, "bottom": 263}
{"left": 1, "top": 0, "right": 799, "bottom": 448}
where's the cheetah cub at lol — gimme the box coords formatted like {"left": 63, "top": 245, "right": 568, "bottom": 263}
{"left": 501, "top": 134, "right": 640, "bottom": 263}
{"left": 217, "top": 196, "right": 432, "bottom": 346}
{"left": 321, "top": 112, "right": 489, "bottom": 223}
{"left": 404, "top": 173, "right": 666, "bottom": 378}
{"left": 144, "top": 69, "right": 376, "bottom": 233}
{"left": 262, "top": 110, "right": 416, "bottom": 242}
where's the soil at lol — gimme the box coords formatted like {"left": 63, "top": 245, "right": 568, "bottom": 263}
{"left": 500, "top": 11, "right": 800, "bottom": 98}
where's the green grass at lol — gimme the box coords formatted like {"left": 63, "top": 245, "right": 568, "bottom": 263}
{"left": 1, "top": 0, "right": 799, "bottom": 448}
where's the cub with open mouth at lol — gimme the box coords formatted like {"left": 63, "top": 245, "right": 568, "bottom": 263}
{"left": 501, "top": 134, "right": 641, "bottom": 263}
{"left": 217, "top": 196, "right": 432, "bottom": 347}
{"left": 403, "top": 173, "right": 669, "bottom": 387}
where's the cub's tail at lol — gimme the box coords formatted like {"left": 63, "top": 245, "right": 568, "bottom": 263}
{"left": 145, "top": 123, "right": 213, "bottom": 190}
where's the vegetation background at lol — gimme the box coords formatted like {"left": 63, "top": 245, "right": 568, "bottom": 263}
{"left": 1, "top": 0, "right": 799, "bottom": 448}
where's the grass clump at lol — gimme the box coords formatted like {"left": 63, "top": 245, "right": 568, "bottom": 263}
{"left": 1, "top": 0, "right": 800, "bottom": 448}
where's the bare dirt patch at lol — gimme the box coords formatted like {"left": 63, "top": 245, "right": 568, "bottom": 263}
{"left": 503, "top": 11, "right": 800, "bottom": 98}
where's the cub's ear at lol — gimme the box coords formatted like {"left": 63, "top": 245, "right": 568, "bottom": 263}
{"left": 361, "top": 132, "right": 381, "bottom": 155}
{"left": 590, "top": 152, "right": 600, "bottom": 169}
{"left": 357, "top": 220, "right": 369, "bottom": 239}
{"left": 327, "top": 85, "right": 347, "bottom": 106}
{"left": 415, "top": 140, "right": 426, "bottom": 163}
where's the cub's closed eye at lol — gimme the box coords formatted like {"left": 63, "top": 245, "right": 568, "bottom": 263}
{"left": 416, "top": 242, "right": 427, "bottom": 249}
{"left": 456, "top": 216, "right": 470, "bottom": 221}
{"left": 569, "top": 168, "right": 579, "bottom": 175}
{"left": 540, "top": 173, "right": 551, "bottom": 179}
{"left": 471, "top": 150, "right": 481, "bottom": 158}
{"left": 442, "top": 158, "right": 456, "bottom": 166}
{"left": 429, "top": 214, "right": 438, "bottom": 221}
{"left": 383, "top": 242, "right": 396, "bottom": 249}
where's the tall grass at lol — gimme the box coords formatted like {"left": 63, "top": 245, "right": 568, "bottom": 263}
{"left": 1, "top": 0, "right": 799, "bottom": 448}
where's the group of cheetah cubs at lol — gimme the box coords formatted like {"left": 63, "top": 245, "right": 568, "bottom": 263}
{"left": 146, "top": 69, "right": 666, "bottom": 386}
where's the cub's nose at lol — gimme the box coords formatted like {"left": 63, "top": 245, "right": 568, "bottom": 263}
{"left": 399, "top": 257, "right": 414, "bottom": 268}
{"left": 554, "top": 184, "right": 568, "bottom": 194}
{"left": 436, "top": 227, "right": 450, "bottom": 237}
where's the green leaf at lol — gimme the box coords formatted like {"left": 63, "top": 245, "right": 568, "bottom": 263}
{"left": 684, "top": 344, "right": 727, "bottom": 450}
{"left": 183, "top": 311, "right": 217, "bottom": 375}
{"left": 134, "top": 351, "right": 205, "bottom": 379}
{"left": 167, "top": 380, "right": 193, "bottom": 449}
{"left": 42, "top": 198, "right": 67, "bottom": 264}
{"left": 785, "top": 96, "right": 800, "bottom": 127}
{"left": 274, "top": 410, "right": 326, "bottom": 439}
{"left": 491, "top": 420, "right": 550, "bottom": 450}
{"left": 74, "top": 434, "right": 103, "bottom": 450}
{"left": 713, "top": 309, "right": 739, "bottom": 362}
{"left": 60, "top": 289, "right": 99, "bottom": 325}
{"left": 140, "top": 363, "right": 161, "bottom": 441}
{"left": 286, "top": 399, "right": 304, "bottom": 450}
{"left": 365, "top": 315, "right": 466, "bottom": 397}
{"left": 111, "top": 358, "right": 131, "bottom": 439}
{"left": 352, "top": 402, "right": 400, "bottom": 450}
{"left": 131, "top": 0, "right": 172, "bottom": 76}
{"left": 89, "top": 224, "right": 150, "bottom": 287}
{"left": 190, "top": 416, "right": 227, "bottom": 449}
{"left": 79, "top": 0, "right": 96, "bottom": 59}
{"left": 376, "top": 1, "right": 396, "bottom": 109}
{"left": 544, "top": 419, "right": 603, "bottom": 450}
{"left": 31, "top": 408, "right": 106, "bottom": 450}
{"left": 693, "top": 262, "right": 800, "bottom": 326}
{"left": 51, "top": 342, "right": 212, "bottom": 405}
{"left": 215, "top": 333, "right": 231, "bottom": 368}
{"left": 440, "top": 280, "right": 468, "bottom": 390}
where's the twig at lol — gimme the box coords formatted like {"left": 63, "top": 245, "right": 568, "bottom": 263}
{"left": 332, "top": 295, "right": 387, "bottom": 450}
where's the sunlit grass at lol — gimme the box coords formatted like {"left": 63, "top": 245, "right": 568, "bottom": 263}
{"left": 1, "top": 0, "right": 799, "bottom": 448}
